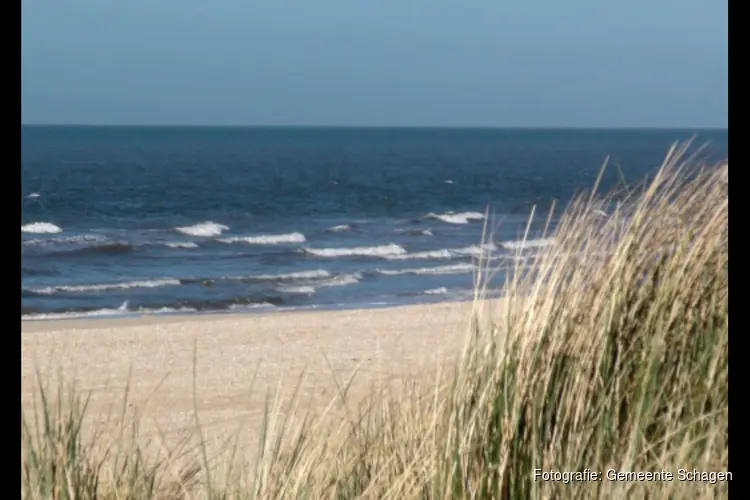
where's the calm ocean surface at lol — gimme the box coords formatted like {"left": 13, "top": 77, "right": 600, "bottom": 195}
{"left": 21, "top": 126, "right": 728, "bottom": 321}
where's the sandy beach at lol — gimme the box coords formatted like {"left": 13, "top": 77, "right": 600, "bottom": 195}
{"left": 22, "top": 301, "right": 484, "bottom": 464}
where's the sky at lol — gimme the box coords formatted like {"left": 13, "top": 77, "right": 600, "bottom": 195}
{"left": 21, "top": 0, "right": 728, "bottom": 128}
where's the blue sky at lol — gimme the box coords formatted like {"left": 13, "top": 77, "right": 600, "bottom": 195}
{"left": 21, "top": 0, "right": 727, "bottom": 128}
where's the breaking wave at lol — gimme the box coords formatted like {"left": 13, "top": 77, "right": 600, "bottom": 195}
{"left": 395, "top": 228, "right": 434, "bottom": 236}
{"left": 217, "top": 232, "right": 306, "bottom": 244}
{"left": 22, "top": 301, "right": 131, "bottom": 321}
{"left": 377, "top": 263, "right": 476, "bottom": 276}
{"left": 501, "top": 237, "right": 556, "bottom": 250}
{"left": 384, "top": 243, "right": 497, "bottom": 260}
{"left": 163, "top": 241, "right": 199, "bottom": 249}
{"left": 245, "top": 269, "right": 332, "bottom": 281}
{"left": 22, "top": 222, "right": 62, "bottom": 234}
{"left": 277, "top": 285, "right": 317, "bottom": 295}
{"left": 25, "top": 279, "right": 182, "bottom": 295}
{"left": 175, "top": 221, "right": 229, "bottom": 237}
{"left": 425, "top": 211, "right": 485, "bottom": 224}
{"left": 303, "top": 243, "right": 406, "bottom": 258}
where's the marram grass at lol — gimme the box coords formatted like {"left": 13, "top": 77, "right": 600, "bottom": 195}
{"left": 22, "top": 143, "right": 728, "bottom": 499}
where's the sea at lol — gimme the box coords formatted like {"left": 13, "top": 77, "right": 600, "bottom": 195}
{"left": 21, "top": 126, "right": 728, "bottom": 321}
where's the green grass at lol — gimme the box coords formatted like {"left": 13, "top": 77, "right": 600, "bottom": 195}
{"left": 22, "top": 143, "right": 729, "bottom": 499}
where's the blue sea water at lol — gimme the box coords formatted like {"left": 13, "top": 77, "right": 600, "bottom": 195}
{"left": 21, "top": 126, "right": 728, "bottom": 321}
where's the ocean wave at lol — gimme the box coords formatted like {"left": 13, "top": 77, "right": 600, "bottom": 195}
{"left": 451, "top": 243, "right": 498, "bottom": 256}
{"left": 277, "top": 285, "right": 317, "bottom": 295}
{"left": 163, "top": 241, "right": 199, "bottom": 249}
{"left": 425, "top": 211, "right": 485, "bottom": 224}
{"left": 217, "top": 232, "right": 306, "bottom": 245}
{"left": 299, "top": 242, "right": 498, "bottom": 262}
{"left": 246, "top": 269, "right": 332, "bottom": 281}
{"left": 228, "top": 303, "right": 277, "bottom": 311}
{"left": 24, "top": 241, "right": 136, "bottom": 257}
{"left": 23, "top": 234, "right": 106, "bottom": 246}
{"left": 383, "top": 243, "right": 497, "bottom": 261}
{"left": 22, "top": 268, "right": 359, "bottom": 299}
{"left": 317, "top": 272, "right": 362, "bottom": 287}
{"left": 185, "top": 296, "right": 285, "bottom": 310}
{"left": 384, "top": 249, "right": 454, "bottom": 260}
{"left": 303, "top": 243, "right": 406, "bottom": 258}
{"left": 26, "top": 278, "right": 182, "bottom": 295}
{"left": 24, "top": 234, "right": 198, "bottom": 252}
{"left": 327, "top": 224, "right": 352, "bottom": 232}
{"left": 65, "top": 242, "right": 136, "bottom": 256}
{"left": 22, "top": 301, "right": 130, "bottom": 321}
{"left": 395, "top": 228, "right": 434, "bottom": 236}
{"left": 175, "top": 221, "right": 229, "bottom": 237}
{"left": 22, "top": 295, "right": 284, "bottom": 321}
{"left": 271, "top": 271, "right": 362, "bottom": 293}
{"left": 424, "top": 287, "right": 449, "bottom": 295}
{"left": 138, "top": 306, "right": 198, "bottom": 314}
{"left": 21, "top": 222, "right": 62, "bottom": 234}
{"left": 501, "top": 237, "right": 556, "bottom": 250}
{"left": 377, "top": 263, "right": 476, "bottom": 276}
{"left": 25, "top": 192, "right": 40, "bottom": 199}
{"left": 30, "top": 270, "right": 336, "bottom": 293}
{"left": 21, "top": 302, "right": 202, "bottom": 321}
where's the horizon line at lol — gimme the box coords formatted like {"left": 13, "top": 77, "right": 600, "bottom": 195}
{"left": 20, "top": 123, "right": 728, "bottom": 131}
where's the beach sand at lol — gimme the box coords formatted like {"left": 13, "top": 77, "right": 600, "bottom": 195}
{"left": 22, "top": 301, "right": 487, "bottom": 471}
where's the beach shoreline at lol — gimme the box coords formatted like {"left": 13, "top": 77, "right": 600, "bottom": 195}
{"left": 20, "top": 296, "right": 483, "bottom": 332}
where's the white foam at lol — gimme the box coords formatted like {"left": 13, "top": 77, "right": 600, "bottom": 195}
{"left": 395, "top": 228, "right": 434, "bottom": 236}
{"left": 278, "top": 285, "right": 317, "bottom": 294}
{"left": 385, "top": 249, "right": 454, "bottom": 260}
{"left": 318, "top": 273, "right": 362, "bottom": 287}
{"left": 425, "top": 211, "right": 485, "bottom": 224}
{"left": 164, "top": 242, "right": 199, "bottom": 249}
{"left": 21, "top": 302, "right": 205, "bottom": 321}
{"left": 444, "top": 180, "right": 454, "bottom": 184}
{"left": 303, "top": 243, "right": 407, "bottom": 258}
{"left": 228, "top": 302, "right": 276, "bottom": 311}
{"left": 217, "top": 232, "right": 306, "bottom": 245}
{"left": 22, "top": 301, "right": 130, "bottom": 321}
{"left": 327, "top": 224, "right": 351, "bottom": 232}
{"left": 424, "top": 287, "right": 449, "bottom": 295}
{"left": 377, "top": 263, "right": 476, "bottom": 276}
{"left": 175, "top": 221, "right": 229, "bottom": 237}
{"left": 274, "top": 272, "right": 361, "bottom": 290}
{"left": 451, "top": 243, "right": 498, "bottom": 256}
{"left": 501, "top": 237, "right": 556, "bottom": 250}
{"left": 23, "top": 234, "right": 105, "bottom": 246}
{"left": 26, "top": 193, "right": 40, "bottom": 198}
{"left": 384, "top": 243, "right": 497, "bottom": 261}
{"left": 250, "top": 269, "right": 332, "bottom": 281}
{"left": 30, "top": 279, "right": 181, "bottom": 294}
{"left": 138, "top": 306, "right": 197, "bottom": 314}
{"left": 21, "top": 222, "right": 62, "bottom": 234}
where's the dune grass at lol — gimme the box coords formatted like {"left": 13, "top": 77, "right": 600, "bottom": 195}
{"left": 21, "top": 143, "right": 729, "bottom": 499}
